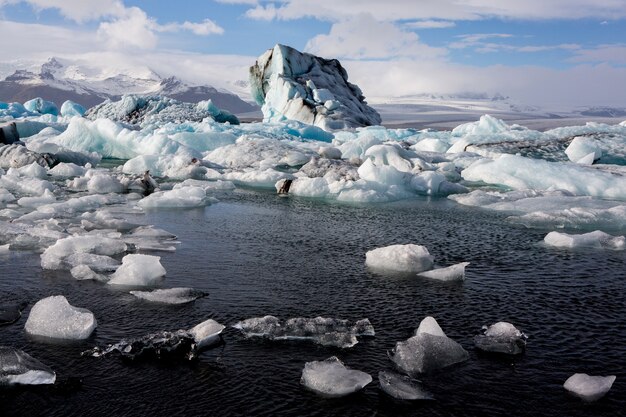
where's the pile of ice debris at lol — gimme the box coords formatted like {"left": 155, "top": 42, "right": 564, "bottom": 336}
{"left": 250, "top": 44, "right": 381, "bottom": 131}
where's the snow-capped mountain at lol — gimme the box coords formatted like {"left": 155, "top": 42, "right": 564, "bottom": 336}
{"left": 0, "top": 58, "right": 258, "bottom": 114}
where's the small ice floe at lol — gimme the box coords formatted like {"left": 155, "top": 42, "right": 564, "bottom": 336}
{"left": 25, "top": 295, "right": 97, "bottom": 340}
{"left": 563, "top": 373, "right": 616, "bottom": 402}
{"left": 83, "top": 318, "right": 225, "bottom": 361}
{"left": 389, "top": 316, "right": 469, "bottom": 375}
{"left": 40, "top": 235, "right": 127, "bottom": 270}
{"left": 0, "top": 302, "right": 27, "bottom": 325}
{"left": 129, "top": 288, "right": 207, "bottom": 304}
{"left": 232, "top": 316, "right": 374, "bottom": 348}
{"left": 544, "top": 231, "right": 625, "bottom": 250}
{"left": 137, "top": 186, "right": 209, "bottom": 209}
{"left": 473, "top": 322, "right": 527, "bottom": 355}
{"left": 300, "top": 356, "right": 372, "bottom": 397}
{"left": 417, "top": 262, "right": 470, "bottom": 282}
{"left": 107, "top": 254, "right": 166, "bottom": 287}
{"left": 365, "top": 244, "right": 434, "bottom": 273}
{"left": 378, "top": 370, "right": 433, "bottom": 401}
{"left": 0, "top": 347, "right": 56, "bottom": 385}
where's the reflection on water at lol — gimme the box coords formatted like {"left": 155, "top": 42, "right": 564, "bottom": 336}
{"left": 1, "top": 189, "right": 624, "bottom": 416}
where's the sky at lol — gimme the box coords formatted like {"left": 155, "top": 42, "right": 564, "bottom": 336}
{"left": 1, "top": 0, "right": 626, "bottom": 108}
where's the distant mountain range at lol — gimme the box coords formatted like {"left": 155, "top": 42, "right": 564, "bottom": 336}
{"left": 0, "top": 58, "right": 258, "bottom": 114}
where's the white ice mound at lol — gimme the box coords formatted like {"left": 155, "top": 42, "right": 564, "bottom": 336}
{"left": 250, "top": 44, "right": 381, "bottom": 131}
{"left": 189, "top": 319, "right": 226, "bottom": 349}
{"left": 415, "top": 316, "right": 446, "bottom": 337}
{"left": 365, "top": 244, "right": 434, "bottom": 273}
{"left": 25, "top": 295, "right": 97, "bottom": 340}
{"left": 544, "top": 231, "right": 625, "bottom": 250}
{"left": 390, "top": 316, "right": 469, "bottom": 375}
{"left": 563, "top": 373, "right": 616, "bottom": 402}
{"left": 85, "top": 95, "right": 239, "bottom": 126}
{"left": 233, "top": 316, "right": 374, "bottom": 348}
{"left": 130, "top": 287, "right": 206, "bottom": 304}
{"left": 108, "top": 254, "right": 166, "bottom": 287}
{"left": 565, "top": 137, "right": 602, "bottom": 164}
{"left": 41, "top": 235, "right": 127, "bottom": 270}
{"left": 137, "top": 186, "right": 208, "bottom": 209}
{"left": 378, "top": 370, "right": 433, "bottom": 401}
{"left": 0, "top": 347, "right": 56, "bottom": 385}
{"left": 60, "top": 100, "right": 86, "bottom": 117}
{"left": 473, "top": 322, "right": 527, "bottom": 355}
{"left": 418, "top": 262, "right": 470, "bottom": 282}
{"left": 300, "top": 356, "right": 372, "bottom": 397}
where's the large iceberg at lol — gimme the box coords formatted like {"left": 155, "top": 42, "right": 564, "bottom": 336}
{"left": 24, "top": 295, "right": 97, "bottom": 340}
{"left": 250, "top": 44, "right": 381, "bottom": 131}
{"left": 300, "top": 356, "right": 372, "bottom": 397}
{"left": 389, "top": 316, "right": 469, "bottom": 375}
{"left": 233, "top": 316, "right": 374, "bottom": 348}
{"left": 0, "top": 347, "right": 56, "bottom": 385}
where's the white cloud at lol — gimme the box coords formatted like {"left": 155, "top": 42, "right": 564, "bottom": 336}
{"left": 11, "top": 0, "right": 125, "bottom": 22}
{"left": 404, "top": 20, "right": 456, "bottom": 29}
{"left": 241, "top": 0, "right": 626, "bottom": 22}
{"left": 157, "top": 19, "right": 224, "bottom": 36}
{"left": 97, "top": 7, "right": 158, "bottom": 50}
{"left": 569, "top": 44, "right": 626, "bottom": 64}
{"left": 305, "top": 14, "right": 447, "bottom": 60}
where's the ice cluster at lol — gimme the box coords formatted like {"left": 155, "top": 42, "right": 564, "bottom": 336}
{"left": 233, "top": 316, "right": 374, "bottom": 348}
{"left": 24, "top": 295, "right": 97, "bottom": 340}
{"left": 389, "top": 316, "right": 469, "bottom": 375}
{"left": 250, "top": 44, "right": 381, "bottom": 131}
{"left": 84, "top": 318, "right": 224, "bottom": 360}
{"left": 0, "top": 347, "right": 56, "bottom": 385}
{"left": 300, "top": 356, "right": 372, "bottom": 397}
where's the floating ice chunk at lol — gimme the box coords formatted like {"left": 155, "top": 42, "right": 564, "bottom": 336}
{"left": 417, "top": 262, "right": 470, "bottom": 282}
{"left": 25, "top": 295, "right": 97, "bottom": 340}
{"left": 130, "top": 288, "right": 206, "bottom": 304}
{"left": 565, "top": 137, "right": 602, "bottom": 164}
{"left": 300, "top": 356, "right": 372, "bottom": 397}
{"left": 223, "top": 169, "right": 292, "bottom": 189}
{"left": 390, "top": 317, "right": 468, "bottom": 374}
{"left": 41, "top": 235, "right": 127, "bottom": 270}
{"left": 233, "top": 316, "right": 373, "bottom": 348}
{"left": 137, "top": 186, "right": 208, "bottom": 209}
{"left": 366, "top": 244, "right": 434, "bottom": 273}
{"left": 474, "top": 322, "right": 527, "bottom": 355}
{"left": 60, "top": 100, "right": 86, "bottom": 117}
{"left": 108, "top": 254, "right": 166, "bottom": 287}
{"left": 48, "top": 162, "right": 87, "bottom": 178}
{"left": 70, "top": 265, "right": 108, "bottom": 282}
{"left": 415, "top": 316, "right": 446, "bottom": 337}
{"left": 17, "top": 189, "right": 56, "bottom": 208}
{"left": 24, "top": 98, "right": 58, "bottom": 116}
{"left": 544, "top": 231, "right": 625, "bottom": 250}
{"left": 87, "top": 174, "right": 124, "bottom": 194}
{"left": 173, "top": 179, "right": 235, "bottom": 191}
{"left": 0, "top": 171, "right": 55, "bottom": 196}
{"left": 410, "top": 171, "right": 465, "bottom": 196}
{"left": 189, "top": 319, "right": 225, "bottom": 349}
{"left": 129, "top": 225, "right": 176, "bottom": 239}
{"left": 0, "top": 347, "right": 56, "bottom": 385}
{"left": 378, "top": 371, "right": 433, "bottom": 400}
{"left": 83, "top": 318, "right": 225, "bottom": 360}
{"left": 563, "top": 373, "right": 616, "bottom": 402}
{"left": 0, "top": 244, "right": 9, "bottom": 254}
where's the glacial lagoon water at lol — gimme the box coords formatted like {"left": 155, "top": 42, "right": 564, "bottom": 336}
{"left": 1, "top": 188, "right": 624, "bottom": 416}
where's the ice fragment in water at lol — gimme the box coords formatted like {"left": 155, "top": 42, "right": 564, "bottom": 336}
{"left": 40, "top": 235, "right": 127, "bottom": 270}
{"left": 473, "top": 322, "right": 527, "bottom": 355}
{"left": 415, "top": 316, "right": 446, "bottom": 337}
{"left": 563, "top": 373, "right": 616, "bottom": 402}
{"left": 544, "top": 231, "right": 625, "bottom": 250}
{"left": 390, "top": 316, "right": 468, "bottom": 375}
{"left": 83, "top": 318, "right": 224, "bottom": 361}
{"left": 417, "top": 262, "right": 470, "bottom": 282}
{"left": 365, "top": 244, "right": 434, "bottom": 273}
{"left": 565, "top": 137, "right": 602, "bottom": 164}
{"left": 107, "top": 254, "right": 166, "bottom": 287}
{"left": 300, "top": 356, "right": 372, "bottom": 397}
{"left": 0, "top": 347, "right": 56, "bottom": 385}
{"left": 130, "top": 288, "right": 206, "bottom": 304}
{"left": 25, "top": 295, "right": 97, "bottom": 340}
{"left": 378, "top": 370, "right": 433, "bottom": 400}
{"left": 233, "top": 316, "right": 373, "bottom": 348}
{"left": 70, "top": 265, "right": 108, "bottom": 282}
{"left": 137, "top": 186, "right": 208, "bottom": 209}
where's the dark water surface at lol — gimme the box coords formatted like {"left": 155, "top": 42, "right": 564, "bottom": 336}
{"left": 1, "top": 190, "right": 624, "bottom": 416}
